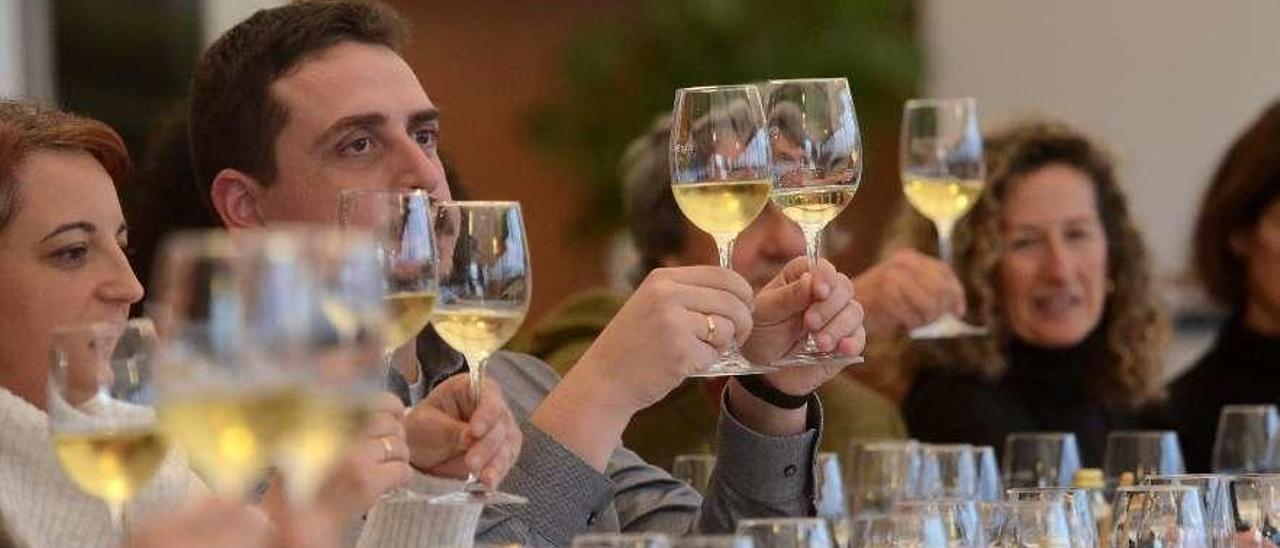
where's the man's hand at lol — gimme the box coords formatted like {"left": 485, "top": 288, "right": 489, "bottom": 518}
{"left": 532, "top": 265, "right": 754, "bottom": 470}
{"left": 405, "top": 375, "right": 521, "bottom": 488}
{"left": 730, "top": 256, "right": 865, "bottom": 435}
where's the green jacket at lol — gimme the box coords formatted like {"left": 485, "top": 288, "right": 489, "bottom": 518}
{"left": 512, "top": 288, "right": 907, "bottom": 470}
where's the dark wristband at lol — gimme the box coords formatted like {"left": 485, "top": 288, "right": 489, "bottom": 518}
{"left": 736, "top": 374, "right": 812, "bottom": 410}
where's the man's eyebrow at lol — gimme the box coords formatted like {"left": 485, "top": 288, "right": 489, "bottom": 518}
{"left": 408, "top": 109, "right": 440, "bottom": 127}
{"left": 313, "top": 113, "right": 388, "bottom": 150}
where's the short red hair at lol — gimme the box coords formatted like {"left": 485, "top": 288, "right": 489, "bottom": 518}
{"left": 0, "top": 100, "right": 130, "bottom": 229}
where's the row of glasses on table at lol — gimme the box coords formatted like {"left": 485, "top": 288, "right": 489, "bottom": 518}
{"left": 670, "top": 80, "right": 991, "bottom": 377}
{"left": 571, "top": 518, "right": 834, "bottom": 547}
{"left": 46, "top": 197, "right": 537, "bottom": 539}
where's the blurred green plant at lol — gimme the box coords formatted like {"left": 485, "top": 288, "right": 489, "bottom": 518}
{"left": 527, "top": 0, "right": 923, "bottom": 240}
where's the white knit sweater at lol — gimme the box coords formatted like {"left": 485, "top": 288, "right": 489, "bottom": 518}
{"left": 0, "top": 387, "right": 204, "bottom": 548}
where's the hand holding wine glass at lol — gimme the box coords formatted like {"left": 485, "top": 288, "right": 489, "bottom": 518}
{"left": 900, "top": 97, "right": 988, "bottom": 339}
{"left": 762, "top": 77, "right": 863, "bottom": 368}
{"left": 428, "top": 200, "right": 529, "bottom": 505}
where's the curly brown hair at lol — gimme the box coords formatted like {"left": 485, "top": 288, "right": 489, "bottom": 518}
{"left": 876, "top": 117, "right": 1167, "bottom": 408}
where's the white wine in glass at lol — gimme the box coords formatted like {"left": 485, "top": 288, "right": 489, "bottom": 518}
{"left": 430, "top": 201, "right": 530, "bottom": 505}
{"left": 150, "top": 230, "right": 311, "bottom": 499}
{"left": 901, "top": 97, "right": 988, "bottom": 339}
{"left": 763, "top": 77, "right": 864, "bottom": 368}
{"left": 671, "top": 84, "right": 776, "bottom": 376}
{"left": 338, "top": 188, "right": 440, "bottom": 355}
{"left": 49, "top": 320, "right": 168, "bottom": 536}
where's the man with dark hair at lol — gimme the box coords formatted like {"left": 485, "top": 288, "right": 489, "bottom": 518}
{"left": 184, "top": 1, "right": 868, "bottom": 544}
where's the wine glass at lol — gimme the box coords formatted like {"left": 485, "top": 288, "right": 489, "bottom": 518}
{"left": 847, "top": 440, "right": 921, "bottom": 515}
{"left": 429, "top": 200, "right": 530, "bottom": 505}
{"left": 1110, "top": 485, "right": 1208, "bottom": 548}
{"left": 1102, "top": 430, "right": 1184, "bottom": 495}
{"left": 49, "top": 320, "right": 167, "bottom": 536}
{"left": 1143, "top": 474, "right": 1233, "bottom": 548}
{"left": 919, "top": 443, "right": 978, "bottom": 499}
{"left": 271, "top": 227, "right": 390, "bottom": 502}
{"left": 761, "top": 77, "right": 863, "bottom": 368}
{"left": 150, "top": 230, "right": 302, "bottom": 499}
{"left": 1212, "top": 404, "right": 1278, "bottom": 473}
{"left": 973, "top": 445, "right": 1003, "bottom": 501}
{"left": 671, "top": 536, "right": 753, "bottom": 548}
{"left": 892, "top": 499, "right": 985, "bottom": 547}
{"left": 337, "top": 188, "right": 439, "bottom": 368}
{"left": 982, "top": 499, "right": 1072, "bottom": 548}
{"left": 736, "top": 517, "right": 835, "bottom": 548}
{"left": 671, "top": 84, "right": 775, "bottom": 376}
{"left": 900, "top": 97, "right": 987, "bottom": 339}
{"left": 1005, "top": 488, "right": 1097, "bottom": 548}
{"left": 1003, "top": 432, "right": 1082, "bottom": 488}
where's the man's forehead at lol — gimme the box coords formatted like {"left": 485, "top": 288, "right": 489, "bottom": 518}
{"left": 269, "top": 41, "right": 436, "bottom": 128}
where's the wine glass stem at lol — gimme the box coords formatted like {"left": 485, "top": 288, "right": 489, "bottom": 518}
{"left": 712, "top": 236, "right": 742, "bottom": 357}
{"left": 936, "top": 220, "right": 956, "bottom": 266}
{"left": 801, "top": 228, "right": 822, "bottom": 354}
{"left": 465, "top": 354, "right": 487, "bottom": 489}
{"left": 107, "top": 501, "right": 124, "bottom": 537}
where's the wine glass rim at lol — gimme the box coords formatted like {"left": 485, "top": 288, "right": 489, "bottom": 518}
{"left": 738, "top": 517, "right": 827, "bottom": 525}
{"left": 676, "top": 84, "right": 759, "bottom": 94}
{"left": 1114, "top": 484, "right": 1199, "bottom": 494}
{"left": 904, "top": 97, "right": 976, "bottom": 108}
{"left": 1006, "top": 431, "right": 1076, "bottom": 440}
{"left": 762, "top": 77, "right": 849, "bottom": 85}
{"left": 922, "top": 442, "right": 975, "bottom": 452}
{"left": 335, "top": 186, "right": 430, "bottom": 198}
{"left": 437, "top": 199, "right": 521, "bottom": 208}
{"left": 1221, "top": 403, "right": 1278, "bottom": 412}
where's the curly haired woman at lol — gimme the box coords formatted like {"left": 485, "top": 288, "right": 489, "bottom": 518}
{"left": 880, "top": 118, "right": 1169, "bottom": 466}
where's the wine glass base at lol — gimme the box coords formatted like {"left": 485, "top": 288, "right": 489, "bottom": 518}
{"left": 909, "top": 313, "right": 987, "bottom": 340}
{"left": 769, "top": 352, "right": 865, "bottom": 369}
{"left": 688, "top": 354, "right": 776, "bottom": 377}
{"left": 429, "top": 487, "right": 528, "bottom": 506}
{"left": 379, "top": 488, "right": 436, "bottom": 504}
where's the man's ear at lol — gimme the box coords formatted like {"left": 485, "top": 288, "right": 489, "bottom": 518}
{"left": 1229, "top": 226, "right": 1254, "bottom": 259}
{"left": 209, "top": 168, "right": 266, "bottom": 229}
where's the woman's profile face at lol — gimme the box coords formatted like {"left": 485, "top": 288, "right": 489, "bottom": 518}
{"left": 0, "top": 149, "right": 143, "bottom": 409}
{"left": 998, "top": 164, "right": 1110, "bottom": 348}
{"left": 1235, "top": 199, "right": 1280, "bottom": 333}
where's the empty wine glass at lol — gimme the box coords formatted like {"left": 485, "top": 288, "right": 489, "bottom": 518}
{"left": 737, "top": 517, "right": 835, "bottom": 548}
{"left": 973, "top": 445, "right": 1003, "bottom": 501}
{"left": 982, "top": 499, "right": 1072, "bottom": 548}
{"left": 847, "top": 440, "right": 921, "bottom": 515}
{"left": 1142, "top": 474, "right": 1233, "bottom": 548}
{"left": 1003, "top": 432, "right": 1082, "bottom": 488}
{"left": 49, "top": 320, "right": 166, "bottom": 537}
{"left": 1212, "top": 404, "right": 1278, "bottom": 473}
{"left": 920, "top": 443, "right": 977, "bottom": 499}
{"left": 1005, "top": 488, "right": 1097, "bottom": 548}
{"left": 1103, "top": 431, "right": 1184, "bottom": 496}
{"left": 892, "top": 499, "right": 984, "bottom": 547}
{"left": 1110, "top": 485, "right": 1207, "bottom": 548}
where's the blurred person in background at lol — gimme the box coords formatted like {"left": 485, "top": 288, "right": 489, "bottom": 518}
{"left": 885, "top": 118, "right": 1169, "bottom": 466}
{"left": 1166, "top": 100, "right": 1280, "bottom": 472}
{"left": 517, "top": 114, "right": 971, "bottom": 468}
